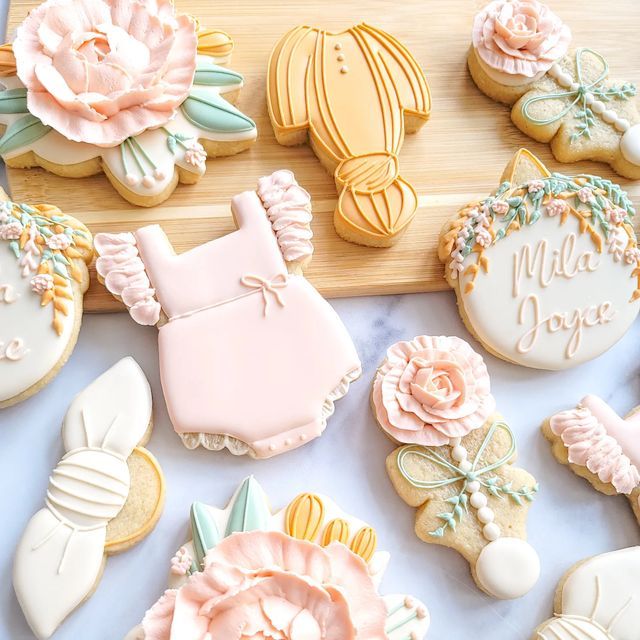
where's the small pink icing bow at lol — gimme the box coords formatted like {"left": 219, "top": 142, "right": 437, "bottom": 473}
{"left": 241, "top": 273, "right": 288, "bottom": 316}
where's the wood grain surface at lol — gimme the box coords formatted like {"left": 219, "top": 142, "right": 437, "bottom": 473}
{"left": 5, "top": 0, "right": 640, "bottom": 311}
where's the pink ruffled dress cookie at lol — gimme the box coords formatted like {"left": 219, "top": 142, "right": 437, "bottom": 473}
{"left": 0, "top": 0, "right": 257, "bottom": 205}
{"left": 124, "top": 477, "right": 430, "bottom": 640}
{"left": 544, "top": 395, "right": 640, "bottom": 527}
{"left": 95, "top": 171, "right": 361, "bottom": 459}
{"left": 375, "top": 336, "right": 540, "bottom": 600}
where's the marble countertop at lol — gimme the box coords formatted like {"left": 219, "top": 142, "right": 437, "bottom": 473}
{"left": 2, "top": 291, "right": 640, "bottom": 639}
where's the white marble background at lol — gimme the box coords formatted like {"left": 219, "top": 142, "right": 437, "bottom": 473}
{"left": 1, "top": 6, "right": 640, "bottom": 640}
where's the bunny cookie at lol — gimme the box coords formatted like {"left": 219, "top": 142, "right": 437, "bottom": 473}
{"left": 468, "top": 0, "right": 640, "bottom": 179}
{"left": 374, "top": 335, "right": 540, "bottom": 599}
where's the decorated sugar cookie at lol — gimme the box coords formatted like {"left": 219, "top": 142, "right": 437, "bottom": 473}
{"left": 533, "top": 547, "right": 640, "bottom": 639}
{"left": 374, "top": 335, "right": 540, "bottom": 599}
{"left": 125, "top": 476, "right": 430, "bottom": 640}
{"left": 544, "top": 395, "right": 640, "bottom": 526}
{"left": 439, "top": 149, "right": 640, "bottom": 370}
{"left": 95, "top": 171, "right": 361, "bottom": 458}
{"left": 14, "top": 358, "right": 164, "bottom": 639}
{"left": 468, "top": 0, "right": 640, "bottom": 179}
{"left": 267, "top": 24, "right": 431, "bottom": 247}
{"left": 0, "top": 0, "right": 257, "bottom": 207}
{"left": 0, "top": 191, "right": 92, "bottom": 408}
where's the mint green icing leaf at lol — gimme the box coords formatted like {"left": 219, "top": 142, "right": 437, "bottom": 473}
{"left": 0, "top": 114, "right": 52, "bottom": 155}
{"left": 225, "top": 476, "right": 270, "bottom": 536}
{"left": 190, "top": 502, "right": 220, "bottom": 569}
{"left": 194, "top": 61, "right": 243, "bottom": 87}
{"left": 0, "top": 88, "right": 28, "bottom": 114}
{"left": 181, "top": 89, "right": 255, "bottom": 134}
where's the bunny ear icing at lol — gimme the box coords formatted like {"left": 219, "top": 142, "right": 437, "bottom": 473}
{"left": 13, "top": 358, "right": 153, "bottom": 639}
{"left": 535, "top": 547, "right": 640, "bottom": 639}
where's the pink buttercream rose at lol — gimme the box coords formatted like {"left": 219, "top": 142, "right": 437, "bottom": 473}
{"left": 472, "top": 0, "right": 571, "bottom": 78}
{"left": 142, "top": 531, "right": 387, "bottom": 640}
{"left": 373, "top": 335, "right": 496, "bottom": 446}
{"left": 13, "top": 0, "right": 197, "bottom": 146}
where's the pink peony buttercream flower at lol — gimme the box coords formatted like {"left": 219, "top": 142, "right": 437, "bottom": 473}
{"left": 142, "top": 531, "right": 388, "bottom": 640}
{"left": 13, "top": 0, "right": 198, "bottom": 147}
{"left": 545, "top": 198, "right": 567, "bottom": 217}
{"left": 30, "top": 273, "right": 54, "bottom": 294}
{"left": 0, "top": 221, "right": 23, "bottom": 240}
{"left": 46, "top": 232, "right": 71, "bottom": 250}
{"left": 372, "top": 335, "right": 496, "bottom": 446}
{"left": 472, "top": 0, "right": 571, "bottom": 78}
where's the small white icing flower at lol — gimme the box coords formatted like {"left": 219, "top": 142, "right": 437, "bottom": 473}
{"left": 545, "top": 198, "right": 568, "bottom": 217}
{"left": 0, "top": 220, "right": 23, "bottom": 240}
{"left": 0, "top": 201, "right": 12, "bottom": 223}
{"left": 46, "top": 233, "right": 71, "bottom": 250}
{"left": 183, "top": 141, "right": 207, "bottom": 169}
{"left": 476, "top": 227, "right": 492, "bottom": 247}
{"left": 30, "top": 273, "right": 54, "bottom": 294}
{"left": 491, "top": 200, "right": 509, "bottom": 215}
{"left": 527, "top": 179, "right": 545, "bottom": 193}
{"left": 170, "top": 546, "right": 193, "bottom": 576}
{"left": 605, "top": 206, "right": 627, "bottom": 225}
{"left": 624, "top": 247, "right": 640, "bottom": 265}
{"left": 577, "top": 187, "right": 595, "bottom": 204}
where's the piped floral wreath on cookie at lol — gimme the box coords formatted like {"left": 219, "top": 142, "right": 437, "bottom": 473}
{"left": 126, "top": 477, "right": 430, "bottom": 640}
{"left": 0, "top": 200, "right": 91, "bottom": 334}
{"left": 442, "top": 171, "right": 639, "bottom": 296}
{"left": 0, "top": 0, "right": 257, "bottom": 205}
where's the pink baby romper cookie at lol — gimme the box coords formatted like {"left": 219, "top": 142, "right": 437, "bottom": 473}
{"left": 95, "top": 171, "right": 361, "bottom": 458}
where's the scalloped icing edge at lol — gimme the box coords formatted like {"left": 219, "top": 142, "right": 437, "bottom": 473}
{"left": 179, "top": 365, "right": 362, "bottom": 457}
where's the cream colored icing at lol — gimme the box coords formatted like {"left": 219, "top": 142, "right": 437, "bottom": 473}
{"left": 13, "top": 358, "right": 152, "bottom": 640}
{"left": 536, "top": 547, "right": 640, "bottom": 640}
{"left": 0, "top": 249, "right": 76, "bottom": 401}
{"left": 95, "top": 172, "right": 361, "bottom": 459}
{"left": 459, "top": 213, "right": 639, "bottom": 370}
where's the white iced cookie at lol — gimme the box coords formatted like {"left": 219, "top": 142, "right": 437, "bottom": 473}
{"left": 376, "top": 335, "right": 540, "bottom": 599}
{"left": 439, "top": 148, "right": 640, "bottom": 370}
{"left": 0, "top": 193, "right": 92, "bottom": 408}
{"left": 0, "top": 0, "right": 256, "bottom": 207}
{"left": 534, "top": 547, "right": 640, "bottom": 639}
{"left": 125, "top": 476, "right": 430, "bottom": 640}
{"left": 13, "top": 358, "right": 164, "bottom": 640}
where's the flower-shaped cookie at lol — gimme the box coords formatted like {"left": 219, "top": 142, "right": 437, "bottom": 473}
{"left": 0, "top": 0, "right": 257, "bottom": 206}
{"left": 374, "top": 335, "right": 540, "bottom": 599}
{"left": 125, "top": 477, "right": 430, "bottom": 640}
{"left": 372, "top": 335, "right": 495, "bottom": 446}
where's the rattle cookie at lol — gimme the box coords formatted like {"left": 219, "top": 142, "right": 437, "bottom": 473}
{"left": 0, "top": 0, "right": 257, "bottom": 207}
{"left": 13, "top": 358, "right": 164, "bottom": 639}
{"left": 0, "top": 191, "right": 92, "bottom": 408}
{"left": 95, "top": 171, "right": 361, "bottom": 459}
{"left": 544, "top": 395, "right": 640, "bottom": 527}
{"left": 267, "top": 24, "right": 431, "bottom": 247}
{"left": 125, "top": 476, "right": 430, "bottom": 640}
{"left": 439, "top": 148, "right": 640, "bottom": 370}
{"left": 533, "top": 547, "right": 640, "bottom": 639}
{"left": 469, "top": 0, "right": 640, "bottom": 179}
{"left": 374, "top": 335, "right": 540, "bottom": 599}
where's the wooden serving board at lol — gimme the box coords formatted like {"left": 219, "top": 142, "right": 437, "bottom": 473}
{"left": 5, "top": 0, "right": 640, "bottom": 311}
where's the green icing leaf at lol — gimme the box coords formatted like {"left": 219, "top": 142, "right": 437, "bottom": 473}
{"left": 0, "top": 88, "right": 28, "bottom": 114}
{"left": 190, "top": 502, "right": 220, "bottom": 570}
{"left": 181, "top": 89, "right": 255, "bottom": 134}
{"left": 194, "top": 61, "right": 243, "bottom": 87}
{"left": 225, "top": 476, "right": 270, "bottom": 536}
{"left": 0, "top": 113, "right": 52, "bottom": 155}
